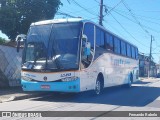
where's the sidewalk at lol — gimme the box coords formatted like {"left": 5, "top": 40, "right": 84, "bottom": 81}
{"left": 139, "top": 77, "right": 160, "bottom": 82}
{"left": 133, "top": 77, "right": 160, "bottom": 86}
{"left": 0, "top": 87, "right": 47, "bottom": 103}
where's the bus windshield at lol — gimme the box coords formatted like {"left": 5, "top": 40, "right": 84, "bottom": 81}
{"left": 22, "top": 22, "right": 81, "bottom": 71}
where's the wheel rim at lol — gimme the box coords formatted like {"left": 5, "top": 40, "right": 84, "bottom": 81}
{"left": 95, "top": 80, "right": 101, "bottom": 94}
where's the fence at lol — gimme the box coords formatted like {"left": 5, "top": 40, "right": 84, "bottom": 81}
{"left": 0, "top": 45, "right": 22, "bottom": 87}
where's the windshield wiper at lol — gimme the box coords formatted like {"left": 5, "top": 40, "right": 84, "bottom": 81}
{"left": 32, "top": 44, "right": 45, "bottom": 69}
{"left": 32, "top": 53, "right": 39, "bottom": 69}
{"left": 53, "top": 54, "right": 63, "bottom": 70}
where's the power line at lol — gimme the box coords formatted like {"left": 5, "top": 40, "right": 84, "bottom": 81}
{"left": 100, "top": 1, "right": 150, "bottom": 50}
{"left": 57, "top": 10, "right": 99, "bottom": 21}
{"left": 103, "top": 1, "right": 144, "bottom": 44}
{"left": 110, "top": 8, "right": 160, "bottom": 50}
{"left": 56, "top": 12, "right": 76, "bottom": 18}
{"left": 112, "top": 10, "right": 160, "bottom": 48}
{"left": 94, "top": 0, "right": 99, "bottom": 4}
{"left": 107, "top": 0, "right": 123, "bottom": 14}
{"left": 112, "top": 10, "right": 160, "bottom": 33}
{"left": 103, "top": 20, "right": 126, "bottom": 38}
{"left": 106, "top": 3, "right": 160, "bottom": 50}
{"left": 60, "top": 5, "right": 98, "bottom": 15}
{"left": 108, "top": 6, "right": 160, "bottom": 21}
{"left": 99, "top": 0, "right": 123, "bottom": 26}
{"left": 122, "top": 0, "right": 150, "bottom": 36}
{"left": 112, "top": 8, "right": 160, "bottom": 26}
{"left": 63, "top": 0, "right": 155, "bottom": 53}
{"left": 71, "top": 0, "right": 98, "bottom": 17}
{"left": 152, "top": 39, "right": 160, "bottom": 52}
{"left": 136, "top": 17, "right": 160, "bottom": 27}
{"left": 109, "top": 13, "right": 149, "bottom": 48}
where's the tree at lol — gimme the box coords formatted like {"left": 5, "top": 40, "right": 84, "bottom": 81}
{"left": 0, "top": 37, "right": 6, "bottom": 44}
{"left": 0, "top": 0, "right": 62, "bottom": 40}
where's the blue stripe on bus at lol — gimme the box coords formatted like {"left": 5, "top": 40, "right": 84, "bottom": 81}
{"left": 21, "top": 78, "right": 80, "bottom": 92}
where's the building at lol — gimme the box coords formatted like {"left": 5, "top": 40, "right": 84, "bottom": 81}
{"left": 139, "top": 53, "right": 157, "bottom": 77}
{"left": 156, "top": 64, "right": 160, "bottom": 77}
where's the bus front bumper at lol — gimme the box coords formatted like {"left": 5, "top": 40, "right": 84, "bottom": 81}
{"left": 21, "top": 79, "right": 80, "bottom": 92}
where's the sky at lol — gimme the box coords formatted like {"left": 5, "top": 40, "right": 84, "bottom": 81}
{"left": 0, "top": 31, "right": 8, "bottom": 39}
{"left": 1, "top": 0, "right": 160, "bottom": 63}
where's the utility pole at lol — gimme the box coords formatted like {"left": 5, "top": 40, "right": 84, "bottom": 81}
{"left": 99, "top": 0, "right": 103, "bottom": 26}
{"left": 148, "top": 35, "right": 153, "bottom": 78}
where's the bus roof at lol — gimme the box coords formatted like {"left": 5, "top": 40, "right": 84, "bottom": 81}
{"left": 31, "top": 18, "right": 138, "bottom": 49}
{"left": 31, "top": 18, "right": 84, "bottom": 26}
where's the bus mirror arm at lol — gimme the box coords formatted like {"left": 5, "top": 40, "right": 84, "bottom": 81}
{"left": 17, "top": 40, "right": 20, "bottom": 53}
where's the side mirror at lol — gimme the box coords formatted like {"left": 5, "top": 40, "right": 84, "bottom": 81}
{"left": 84, "top": 42, "right": 91, "bottom": 56}
{"left": 82, "top": 34, "right": 88, "bottom": 42}
{"left": 82, "top": 34, "right": 91, "bottom": 56}
{"left": 16, "top": 34, "right": 26, "bottom": 52}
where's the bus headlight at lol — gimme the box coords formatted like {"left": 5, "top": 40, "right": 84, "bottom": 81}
{"left": 22, "top": 76, "right": 33, "bottom": 81}
{"left": 61, "top": 76, "right": 78, "bottom": 82}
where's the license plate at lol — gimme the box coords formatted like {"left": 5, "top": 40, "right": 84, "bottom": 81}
{"left": 41, "top": 85, "right": 50, "bottom": 89}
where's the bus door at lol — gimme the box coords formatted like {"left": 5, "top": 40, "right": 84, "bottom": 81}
{"left": 80, "top": 23, "right": 95, "bottom": 91}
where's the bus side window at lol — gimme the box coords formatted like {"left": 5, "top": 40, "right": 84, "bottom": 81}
{"left": 82, "top": 23, "right": 94, "bottom": 68}
{"left": 114, "top": 37, "right": 120, "bottom": 54}
{"left": 96, "top": 28, "right": 105, "bottom": 48}
{"left": 135, "top": 48, "right": 138, "bottom": 59}
{"left": 127, "top": 44, "right": 131, "bottom": 57}
{"left": 121, "top": 41, "right": 127, "bottom": 56}
{"left": 131, "top": 46, "right": 136, "bottom": 59}
{"left": 105, "top": 33, "right": 113, "bottom": 51}
{"left": 83, "top": 23, "right": 94, "bottom": 48}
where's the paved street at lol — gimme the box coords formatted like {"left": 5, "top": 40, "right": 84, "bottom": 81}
{"left": 0, "top": 78, "right": 160, "bottom": 120}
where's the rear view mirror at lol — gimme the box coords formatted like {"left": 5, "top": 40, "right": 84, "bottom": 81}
{"left": 82, "top": 34, "right": 91, "bottom": 56}
{"left": 84, "top": 42, "right": 91, "bottom": 56}
{"left": 16, "top": 34, "right": 26, "bottom": 52}
{"left": 82, "top": 34, "right": 88, "bottom": 42}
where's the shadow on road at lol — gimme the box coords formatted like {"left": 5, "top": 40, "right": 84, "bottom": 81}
{"left": 30, "top": 84, "right": 160, "bottom": 107}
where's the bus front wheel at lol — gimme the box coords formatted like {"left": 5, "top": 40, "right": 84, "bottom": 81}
{"left": 95, "top": 76, "right": 103, "bottom": 95}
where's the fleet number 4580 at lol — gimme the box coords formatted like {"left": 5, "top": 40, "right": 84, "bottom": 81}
{"left": 61, "top": 73, "right": 71, "bottom": 77}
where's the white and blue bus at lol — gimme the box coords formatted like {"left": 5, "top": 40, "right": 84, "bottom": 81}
{"left": 19, "top": 18, "right": 139, "bottom": 94}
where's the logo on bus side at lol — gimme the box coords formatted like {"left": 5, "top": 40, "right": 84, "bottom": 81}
{"left": 61, "top": 73, "right": 71, "bottom": 77}
{"left": 43, "top": 76, "right": 47, "bottom": 81}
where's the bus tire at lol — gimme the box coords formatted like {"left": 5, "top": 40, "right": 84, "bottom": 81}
{"left": 95, "top": 74, "right": 104, "bottom": 95}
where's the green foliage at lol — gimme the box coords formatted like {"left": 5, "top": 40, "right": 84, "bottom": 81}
{"left": 0, "top": 37, "right": 6, "bottom": 44}
{"left": 0, "top": 0, "right": 62, "bottom": 40}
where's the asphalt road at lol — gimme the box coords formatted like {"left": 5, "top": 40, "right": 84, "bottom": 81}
{"left": 0, "top": 79, "right": 160, "bottom": 120}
